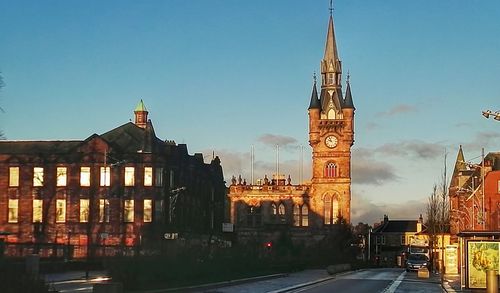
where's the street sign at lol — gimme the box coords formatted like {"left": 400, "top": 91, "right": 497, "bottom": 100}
{"left": 164, "top": 232, "right": 178, "bottom": 240}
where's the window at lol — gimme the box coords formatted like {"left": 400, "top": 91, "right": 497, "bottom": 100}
{"left": 154, "top": 200, "right": 163, "bottom": 222}
{"left": 144, "top": 199, "right": 153, "bottom": 222}
{"left": 401, "top": 235, "right": 406, "bottom": 245}
{"left": 246, "top": 205, "right": 261, "bottom": 227}
{"left": 99, "top": 199, "right": 110, "bottom": 223}
{"left": 80, "top": 199, "right": 90, "bottom": 222}
{"left": 56, "top": 199, "right": 66, "bottom": 223}
{"left": 271, "top": 203, "right": 277, "bottom": 215}
{"left": 144, "top": 167, "right": 153, "bottom": 186}
{"left": 324, "top": 195, "right": 339, "bottom": 225}
{"left": 301, "top": 205, "right": 309, "bottom": 227}
{"left": 56, "top": 167, "right": 67, "bottom": 187}
{"left": 124, "top": 199, "right": 134, "bottom": 222}
{"left": 293, "top": 205, "right": 300, "bottom": 226}
{"left": 33, "top": 199, "right": 43, "bottom": 223}
{"left": 124, "top": 167, "right": 135, "bottom": 186}
{"left": 325, "top": 162, "right": 337, "bottom": 178}
{"left": 498, "top": 180, "right": 500, "bottom": 193}
{"left": 169, "top": 169, "right": 175, "bottom": 188}
{"left": 9, "top": 167, "right": 19, "bottom": 187}
{"left": 8, "top": 199, "right": 18, "bottom": 223}
{"left": 33, "top": 167, "right": 44, "bottom": 186}
{"left": 80, "top": 167, "right": 91, "bottom": 187}
{"left": 328, "top": 73, "right": 335, "bottom": 84}
{"left": 381, "top": 236, "right": 386, "bottom": 245}
{"left": 155, "top": 168, "right": 164, "bottom": 187}
{"left": 100, "top": 167, "right": 110, "bottom": 187}
{"left": 278, "top": 203, "right": 285, "bottom": 215}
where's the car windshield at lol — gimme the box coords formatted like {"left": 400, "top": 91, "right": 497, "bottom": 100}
{"left": 408, "top": 254, "right": 428, "bottom": 261}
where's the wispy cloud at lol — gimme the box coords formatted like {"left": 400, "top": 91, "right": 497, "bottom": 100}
{"left": 375, "top": 140, "right": 444, "bottom": 159}
{"left": 351, "top": 193, "right": 426, "bottom": 225}
{"left": 462, "top": 131, "right": 500, "bottom": 151}
{"left": 352, "top": 148, "right": 399, "bottom": 185}
{"left": 256, "top": 134, "right": 298, "bottom": 149}
{"left": 376, "top": 104, "right": 418, "bottom": 117}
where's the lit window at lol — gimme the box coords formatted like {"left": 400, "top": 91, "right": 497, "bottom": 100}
{"left": 498, "top": 180, "right": 500, "bottom": 193}
{"left": 144, "top": 199, "right": 153, "bottom": 222}
{"left": 124, "top": 167, "right": 135, "bottom": 186}
{"left": 324, "top": 195, "right": 339, "bottom": 225}
{"left": 144, "top": 167, "right": 153, "bottom": 186}
{"left": 56, "top": 167, "right": 67, "bottom": 187}
{"left": 8, "top": 199, "right": 18, "bottom": 223}
{"left": 9, "top": 167, "right": 19, "bottom": 187}
{"left": 80, "top": 167, "right": 91, "bottom": 187}
{"left": 293, "top": 205, "right": 300, "bottom": 226}
{"left": 100, "top": 167, "right": 110, "bottom": 187}
{"left": 33, "top": 167, "right": 44, "bottom": 187}
{"left": 301, "top": 205, "right": 309, "bottom": 227}
{"left": 325, "top": 162, "right": 337, "bottom": 178}
{"left": 124, "top": 199, "right": 134, "bottom": 222}
{"left": 33, "top": 199, "right": 43, "bottom": 223}
{"left": 278, "top": 203, "right": 285, "bottom": 215}
{"left": 56, "top": 199, "right": 66, "bottom": 223}
{"left": 80, "top": 199, "right": 90, "bottom": 222}
{"left": 99, "top": 199, "right": 110, "bottom": 223}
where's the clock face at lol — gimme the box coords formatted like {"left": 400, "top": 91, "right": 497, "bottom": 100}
{"left": 325, "top": 135, "right": 338, "bottom": 148}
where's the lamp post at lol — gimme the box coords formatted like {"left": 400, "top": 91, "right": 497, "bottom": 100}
{"left": 482, "top": 110, "right": 500, "bottom": 121}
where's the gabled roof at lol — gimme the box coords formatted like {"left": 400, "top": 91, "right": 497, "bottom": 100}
{"left": 372, "top": 220, "right": 419, "bottom": 233}
{"left": 100, "top": 122, "right": 163, "bottom": 153}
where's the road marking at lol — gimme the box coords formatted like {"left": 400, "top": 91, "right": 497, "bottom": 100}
{"left": 383, "top": 271, "right": 406, "bottom": 293}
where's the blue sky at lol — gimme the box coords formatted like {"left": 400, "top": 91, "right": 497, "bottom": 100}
{"left": 1, "top": 0, "right": 499, "bottom": 225}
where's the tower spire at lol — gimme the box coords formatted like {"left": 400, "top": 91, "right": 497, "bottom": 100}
{"left": 134, "top": 99, "right": 149, "bottom": 129}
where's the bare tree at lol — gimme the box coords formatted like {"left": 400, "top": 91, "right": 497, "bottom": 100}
{"left": 426, "top": 152, "right": 450, "bottom": 273}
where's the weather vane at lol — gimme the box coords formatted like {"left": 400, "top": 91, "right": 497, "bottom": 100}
{"left": 329, "top": 0, "right": 334, "bottom": 16}
{"left": 313, "top": 72, "right": 317, "bottom": 84}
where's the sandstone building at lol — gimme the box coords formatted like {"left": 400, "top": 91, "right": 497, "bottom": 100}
{"left": 228, "top": 12, "right": 355, "bottom": 243}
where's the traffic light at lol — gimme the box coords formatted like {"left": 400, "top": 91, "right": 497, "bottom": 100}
{"left": 265, "top": 241, "right": 272, "bottom": 250}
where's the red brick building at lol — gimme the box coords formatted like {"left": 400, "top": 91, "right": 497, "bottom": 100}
{"left": 449, "top": 147, "right": 500, "bottom": 235}
{"left": 0, "top": 101, "right": 226, "bottom": 258}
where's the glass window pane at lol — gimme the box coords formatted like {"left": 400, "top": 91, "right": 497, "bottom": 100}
{"left": 278, "top": 203, "right": 285, "bottom": 215}
{"left": 144, "top": 167, "right": 153, "bottom": 186}
{"left": 293, "top": 205, "right": 300, "bottom": 226}
{"left": 332, "top": 198, "right": 339, "bottom": 224}
{"left": 80, "top": 199, "right": 90, "bottom": 222}
{"left": 8, "top": 199, "right": 18, "bottom": 223}
{"left": 33, "top": 199, "right": 43, "bottom": 223}
{"left": 80, "top": 167, "right": 91, "bottom": 186}
{"left": 56, "top": 199, "right": 66, "bottom": 223}
{"left": 100, "top": 167, "right": 110, "bottom": 186}
{"left": 144, "top": 199, "right": 152, "bottom": 222}
{"left": 99, "top": 199, "right": 110, "bottom": 223}
{"left": 124, "top": 167, "right": 135, "bottom": 186}
{"left": 155, "top": 168, "right": 163, "bottom": 187}
{"left": 33, "top": 167, "right": 44, "bottom": 186}
{"left": 324, "top": 195, "right": 332, "bottom": 225}
{"left": 301, "top": 205, "right": 309, "bottom": 227}
{"left": 9, "top": 167, "right": 19, "bottom": 187}
{"left": 56, "top": 167, "right": 67, "bottom": 187}
{"left": 124, "top": 200, "right": 134, "bottom": 222}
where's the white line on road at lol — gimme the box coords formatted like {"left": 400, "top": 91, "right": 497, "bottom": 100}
{"left": 382, "top": 271, "right": 406, "bottom": 293}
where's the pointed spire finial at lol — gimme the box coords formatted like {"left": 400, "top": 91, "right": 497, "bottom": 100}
{"left": 313, "top": 72, "right": 317, "bottom": 84}
{"left": 347, "top": 70, "right": 350, "bottom": 84}
{"left": 329, "top": 0, "right": 334, "bottom": 16}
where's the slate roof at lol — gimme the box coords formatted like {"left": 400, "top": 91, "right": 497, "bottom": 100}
{"left": 343, "top": 81, "right": 355, "bottom": 109}
{"left": 308, "top": 81, "right": 321, "bottom": 110}
{"left": 372, "top": 220, "right": 419, "bottom": 233}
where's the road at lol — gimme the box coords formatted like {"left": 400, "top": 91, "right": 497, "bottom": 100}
{"left": 203, "top": 268, "right": 443, "bottom": 293}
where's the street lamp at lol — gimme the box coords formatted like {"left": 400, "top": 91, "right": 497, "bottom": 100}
{"left": 482, "top": 110, "right": 500, "bottom": 121}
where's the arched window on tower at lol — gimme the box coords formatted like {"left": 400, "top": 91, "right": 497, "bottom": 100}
{"left": 324, "top": 195, "right": 340, "bottom": 225}
{"left": 278, "top": 203, "right": 286, "bottom": 216}
{"left": 325, "top": 162, "right": 337, "bottom": 178}
{"left": 293, "top": 205, "right": 300, "bottom": 226}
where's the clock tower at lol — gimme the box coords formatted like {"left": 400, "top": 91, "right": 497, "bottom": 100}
{"left": 308, "top": 13, "right": 355, "bottom": 225}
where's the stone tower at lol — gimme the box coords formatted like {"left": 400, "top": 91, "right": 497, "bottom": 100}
{"left": 308, "top": 13, "right": 355, "bottom": 225}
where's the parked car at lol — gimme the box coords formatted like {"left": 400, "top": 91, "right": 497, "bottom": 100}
{"left": 406, "top": 254, "right": 429, "bottom": 272}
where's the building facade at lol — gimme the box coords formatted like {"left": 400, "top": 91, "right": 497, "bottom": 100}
{"left": 228, "top": 12, "right": 355, "bottom": 243}
{"left": 449, "top": 146, "right": 500, "bottom": 235}
{"left": 0, "top": 101, "right": 226, "bottom": 258}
